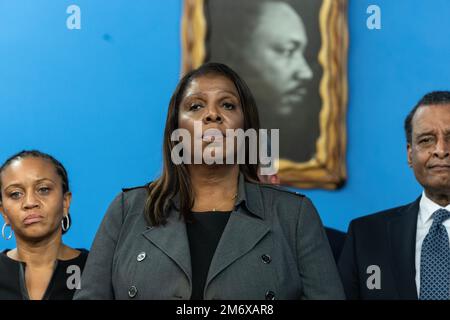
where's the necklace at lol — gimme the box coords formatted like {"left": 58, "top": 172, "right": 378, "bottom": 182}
{"left": 212, "top": 193, "right": 238, "bottom": 212}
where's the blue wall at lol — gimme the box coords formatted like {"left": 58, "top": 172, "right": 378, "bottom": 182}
{"left": 1, "top": 0, "right": 450, "bottom": 249}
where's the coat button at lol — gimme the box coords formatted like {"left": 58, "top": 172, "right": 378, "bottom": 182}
{"left": 137, "top": 252, "right": 146, "bottom": 262}
{"left": 261, "top": 254, "right": 272, "bottom": 264}
{"left": 265, "top": 290, "right": 275, "bottom": 300}
{"left": 128, "top": 286, "right": 138, "bottom": 298}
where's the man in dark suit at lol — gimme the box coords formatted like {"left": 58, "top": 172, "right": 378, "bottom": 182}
{"left": 338, "top": 91, "right": 450, "bottom": 299}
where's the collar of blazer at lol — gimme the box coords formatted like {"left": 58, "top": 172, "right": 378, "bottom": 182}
{"left": 143, "top": 175, "right": 270, "bottom": 288}
{"left": 168, "top": 173, "right": 265, "bottom": 220}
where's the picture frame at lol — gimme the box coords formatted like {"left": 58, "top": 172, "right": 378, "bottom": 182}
{"left": 181, "top": 0, "right": 348, "bottom": 189}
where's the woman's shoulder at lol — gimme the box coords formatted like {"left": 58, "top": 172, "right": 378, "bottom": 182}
{"left": 73, "top": 248, "right": 89, "bottom": 265}
{"left": 104, "top": 185, "right": 149, "bottom": 217}
{"left": 74, "top": 248, "right": 89, "bottom": 261}
{"left": 253, "top": 182, "right": 307, "bottom": 205}
{"left": 120, "top": 185, "right": 150, "bottom": 204}
{"left": 244, "top": 181, "right": 312, "bottom": 221}
{"left": 58, "top": 248, "right": 89, "bottom": 268}
{"left": 0, "top": 249, "right": 19, "bottom": 265}
{"left": 252, "top": 182, "right": 325, "bottom": 226}
{"left": 58, "top": 246, "right": 87, "bottom": 261}
{"left": 122, "top": 184, "right": 149, "bottom": 194}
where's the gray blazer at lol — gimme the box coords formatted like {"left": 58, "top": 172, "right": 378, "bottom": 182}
{"left": 75, "top": 175, "right": 344, "bottom": 300}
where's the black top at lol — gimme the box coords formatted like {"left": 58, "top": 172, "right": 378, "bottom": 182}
{"left": 0, "top": 248, "right": 89, "bottom": 300}
{"left": 186, "top": 211, "right": 231, "bottom": 300}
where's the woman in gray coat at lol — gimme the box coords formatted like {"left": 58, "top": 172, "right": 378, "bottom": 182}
{"left": 75, "top": 63, "right": 344, "bottom": 300}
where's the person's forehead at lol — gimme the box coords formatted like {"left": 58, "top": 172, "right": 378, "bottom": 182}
{"left": 412, "top": 104, "right": 450, "bottom": 132}
{"left": 1, "top": 157, "right": 59, "bottom": 182}
{"left": 254, "top": 2, "right": 306, "bottom": 36}
{"left": 184, "top": 74, "right": 239, "bottom": 97}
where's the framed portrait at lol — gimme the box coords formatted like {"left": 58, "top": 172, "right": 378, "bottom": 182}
{"left": 181, "top": 0, "right": 348, "bottom": 189}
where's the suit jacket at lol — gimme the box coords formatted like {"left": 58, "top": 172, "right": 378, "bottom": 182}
{"left": 75, "top": 175, "right": 344, "bottom": 300}
{"left": 338, "top": 198, "right": 420, "bottom": 300}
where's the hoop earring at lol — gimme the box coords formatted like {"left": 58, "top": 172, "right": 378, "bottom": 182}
{"left": 2, "top": 223, "right": 12, "bottom": 240}
{"left": 61, "top": 215, "right": 70, "bottom": 232}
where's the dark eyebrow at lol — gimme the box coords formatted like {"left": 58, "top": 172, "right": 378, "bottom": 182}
{"left": 4, "top": 178, "right": 56, "bottom": 190}
{"left": 218, "top": 91, "right": 239, "bottom": 99}
{"left": 183, "top": 92, "right": 207, "bottom": 100}
{"left": 414, "top": 133, "right": 434, "bottom": 142}
{"left": 35, "top": 178, "right": 56, "bottom": 185}
{"left": 4, "top": 183, "right": 23, "bottom": 190}
{"left": 183, "top": 91, "right": 239, "bottom": 102}
{"left": 415, "top": 131, "right": 434, "bottom": 137}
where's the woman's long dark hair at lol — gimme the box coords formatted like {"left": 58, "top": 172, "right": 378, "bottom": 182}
{"left": 144, "top": 62, "right": 261, "bottom": 226}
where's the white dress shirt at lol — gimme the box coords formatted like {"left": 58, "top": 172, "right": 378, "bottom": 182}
{"left": 415, "top": 191, "right": 450, "bottom": 297}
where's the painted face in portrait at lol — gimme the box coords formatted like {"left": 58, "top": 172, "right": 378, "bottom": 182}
{"left": 241, "top": 1, "right": 313, "bottom": 117}
{"left": 407, "top": 105, "right": 450, "bottom": 196}
{"left": 0, "top": 157, "right": 71, "bottom": 242}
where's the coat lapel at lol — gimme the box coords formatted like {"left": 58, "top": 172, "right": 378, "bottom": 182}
{"left": 205, "top": 210, "right": 270, "bottom": 288}
{"left": 142, "top": 209, "right": 192, "bottom": 284}
{"left": 205, "top": 176, "right": 270, "bottom": 289}
{"left": 387, "top": 198, "right": 420, "bottom": 299}
{"left": 141, "top": 175, "right": 269, "bottom": 293}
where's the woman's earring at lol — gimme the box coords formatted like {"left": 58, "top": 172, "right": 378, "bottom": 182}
{"left": 2, "top": 223, "right": 12, "bottom": 240}
{"left": 61, "top": 215, "right": 70, "bottom": 232}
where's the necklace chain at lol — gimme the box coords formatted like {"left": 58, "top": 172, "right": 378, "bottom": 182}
{"left": 212, "top": 193, "right": 238, "bottom": 212}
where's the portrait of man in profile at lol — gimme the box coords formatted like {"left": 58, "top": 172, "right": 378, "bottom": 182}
{"left": 182, "top": 0, "right": 347, "bottom": 188}
{"left": 207, "top": 0, "right": 323, "bottom": 163}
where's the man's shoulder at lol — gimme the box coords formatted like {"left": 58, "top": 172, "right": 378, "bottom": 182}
{"left": 350, "top": 199, "right": 419, "bottom": 228}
